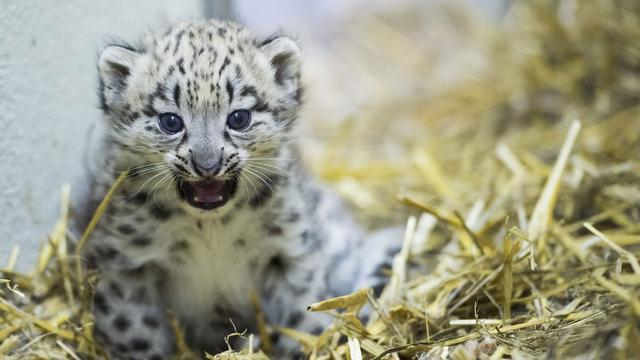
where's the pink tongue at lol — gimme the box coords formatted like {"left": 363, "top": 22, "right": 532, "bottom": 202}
{"left": 190, "top": 180, "right": 225, "bottom": 203}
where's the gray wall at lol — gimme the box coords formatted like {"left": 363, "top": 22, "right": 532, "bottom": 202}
{"left": 0, "top": 0, "right": 206, "bottom": 270}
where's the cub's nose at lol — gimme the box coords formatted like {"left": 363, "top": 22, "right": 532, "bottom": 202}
{"left": 192, "top": 156, "right": 222, "bottom": 177}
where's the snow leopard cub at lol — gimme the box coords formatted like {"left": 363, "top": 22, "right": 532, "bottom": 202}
{"left": 85, "top": 19, "right": 399, "bottom": 359}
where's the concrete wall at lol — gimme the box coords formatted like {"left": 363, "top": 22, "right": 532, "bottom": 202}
{"left": 0, "top": 0, "right": 207, "bottom": 270}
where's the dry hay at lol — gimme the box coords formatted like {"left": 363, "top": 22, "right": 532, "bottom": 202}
{"left": 1, "top": 1, "right": 640, "bottom": 359}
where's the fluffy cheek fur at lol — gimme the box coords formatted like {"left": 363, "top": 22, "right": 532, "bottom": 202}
{"left": 242, "top": 113, "right": 291, "bottom": 156}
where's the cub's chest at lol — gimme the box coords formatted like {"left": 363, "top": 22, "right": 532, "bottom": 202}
{"left": 157, "top": 216, "right": 278, "bottom": 320}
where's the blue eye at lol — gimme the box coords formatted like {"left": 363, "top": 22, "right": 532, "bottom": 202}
{"left": 158, "top": 113, "right": 183, "bottom": 134}
{"left": 226, "top": 109, "right": 251, "bottom": 131}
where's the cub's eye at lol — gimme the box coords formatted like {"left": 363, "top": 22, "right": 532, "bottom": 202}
{"left": 158, "top": 113, "right": 183, "bottom": 134}
{"left": 226, "top": 109, "right": 251, "bottom": 131}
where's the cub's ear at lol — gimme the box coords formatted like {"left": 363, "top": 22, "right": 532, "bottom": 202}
{"left": 98, "top": 45, "right": 139, "bottom": 109}
{"left": 260, "top": 35, "right": 301, "bottom": 99}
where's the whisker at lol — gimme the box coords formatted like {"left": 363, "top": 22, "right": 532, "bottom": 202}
{"left": 243, "top": 167, "right": 275, "bottom": 195}
{"left": 243, "top": 160, "right": 286, "bottom": 171}
{"left": 244, "top": 165, "right": 279, "bottom": 185}
{"left": 246, "top": 157, "right": 294, "bottom": 161}
{"left": 129, "top": 161, "right": 167, "bottom": 170}
{"left": 239, "top": 171, "right": 259, "bottom": 200}
{"left": 119, "top": 169, "right": 170, "bottom": 205}
{"left": 237, "top": 174, "right": 250, "bottom": 199}
{"left": 244, "top": 162, "right": 285, "bottom": 175}
{"left": 129, "top": 165, "right": 170, "bottom": 177}
{"left": 149, "top": 172, "right": 173, "bottom": 208}
{"left": 115, "top": 161, "right": 164, "bottom": 173}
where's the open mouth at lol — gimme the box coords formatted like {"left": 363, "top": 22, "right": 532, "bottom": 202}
{"left": 177, "top": 178, "right": 238, "bottom": 210}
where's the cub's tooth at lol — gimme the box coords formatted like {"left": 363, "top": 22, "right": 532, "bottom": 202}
{"left": 194, "top": 196, "right": 200, "bottom": 202}
{"left": 215, "top": 196, "right": 223, "bottom": 202}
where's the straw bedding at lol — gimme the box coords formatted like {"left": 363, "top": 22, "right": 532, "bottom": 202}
{"left": 1, "top": 1, "right": 639, "bottom": 359}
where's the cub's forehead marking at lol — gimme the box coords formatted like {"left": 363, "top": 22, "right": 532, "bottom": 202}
{"left": 145, "top": 24, "right": 258, "bottom": 116}
{"left": 101, "top": 19, "right": 295, "bottom": 133}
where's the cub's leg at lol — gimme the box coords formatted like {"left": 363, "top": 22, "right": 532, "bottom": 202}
{"left": 260, "top": 256, "right": 334, "bottom": 359}
{"left": 92, "top": 267, "right": 174, "bottom": 360}
{"left": 352, "top": 227, "right": 405, "bottom": 295}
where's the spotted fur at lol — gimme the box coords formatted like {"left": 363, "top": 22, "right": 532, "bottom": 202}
{"left": 84, "top": 19, "right": 400, "bottom": 359}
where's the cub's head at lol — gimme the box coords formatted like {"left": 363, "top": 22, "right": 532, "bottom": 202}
{"left": 98, "top": 20, "right": 301, "bottom": 213}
